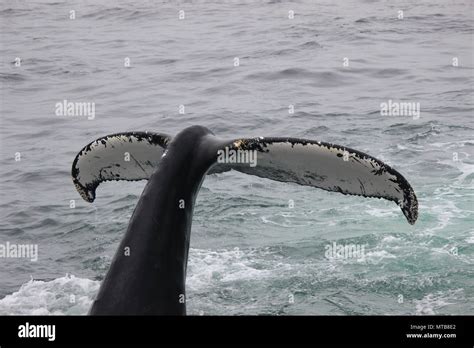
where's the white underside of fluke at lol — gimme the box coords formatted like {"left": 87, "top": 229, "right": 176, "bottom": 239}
{"left": 71, "top": 132, "right": 170, "bottom": 202}
{"left": 71, "top": 132, "right": 417, "bottom": 224}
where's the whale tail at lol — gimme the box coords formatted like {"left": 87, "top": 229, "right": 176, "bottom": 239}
{"left": 72, "top": 130, "right": 418, "bottom": 224}
{"left": 71, "top": 131, "right": 171, "bottom": 203}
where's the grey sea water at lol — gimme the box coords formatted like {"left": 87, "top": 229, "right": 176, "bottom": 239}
{"left": 0, "top": 0, "right": 473, "bottom": 315}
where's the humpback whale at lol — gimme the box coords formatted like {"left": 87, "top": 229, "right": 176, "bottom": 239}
{"left": 71, "top": 125, "right": 418, "bottom": 315}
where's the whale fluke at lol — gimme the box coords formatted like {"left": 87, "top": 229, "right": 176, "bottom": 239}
{"left": 72, "top": 132, "right": 417, "bottom": 224}
{"left": 71, "top": 126, "right": 417, "bottom": 315}
{"left": 72, "top": 131, "right": 170, "bottom": 203}
{"left": 215, "top": 137, "right": 418, "bottom": 225}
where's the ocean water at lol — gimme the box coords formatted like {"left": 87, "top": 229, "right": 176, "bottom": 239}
{"left": 0, "top": 0, "right": 473, "bottom": 315}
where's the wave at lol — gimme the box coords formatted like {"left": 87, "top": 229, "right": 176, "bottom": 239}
{"left": 0, "top": 73, "right": 27, "bottom": 82}
{"left": 414, "top": 289, "right": 464, "bottom": 315}
{"left": 0, "top": 239, "right": 470, "bottom": 315}
{"left": 0, "top": 275, "right": 99, "bottom": 315}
